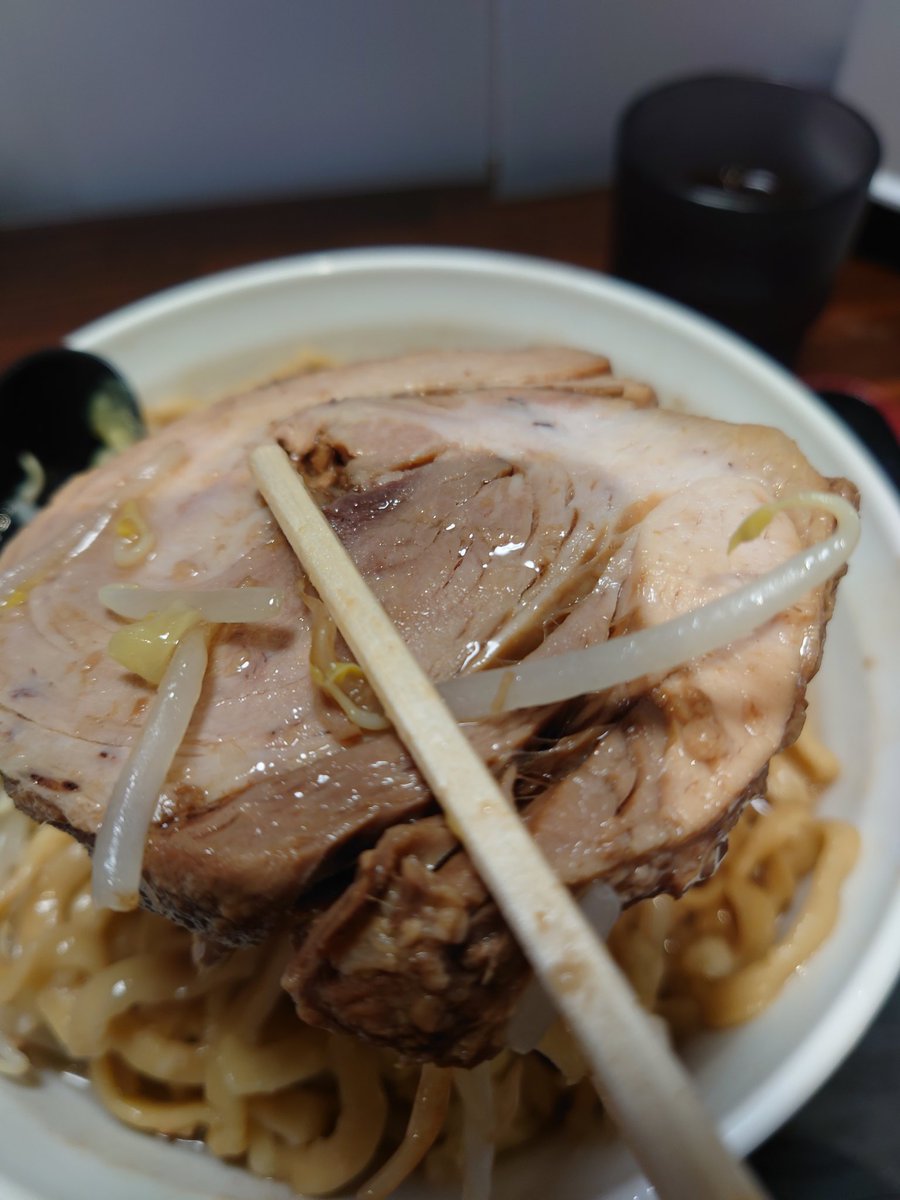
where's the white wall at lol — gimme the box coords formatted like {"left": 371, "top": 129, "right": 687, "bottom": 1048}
{"left": 837, "top": 0, "right": 900, "bottom": 209}
{"left": 0, "top": 0, "right": 491, "bottom": 223}
{"left": 493, "top": 0, "right": 861, "bottom": 195}
{"left": 0, "top": 0, "right": 868, "bottom": 225}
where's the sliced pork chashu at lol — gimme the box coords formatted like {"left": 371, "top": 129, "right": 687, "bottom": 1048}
{"left": 0, "top": 347, "right": 852, "bottom": 1064}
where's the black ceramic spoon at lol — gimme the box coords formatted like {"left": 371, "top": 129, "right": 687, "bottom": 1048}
{"left": 816, "top": 389, "right": 900, "bottom": 492}
{"left": 0, "top": 348, "right": 145, "bottom": 548}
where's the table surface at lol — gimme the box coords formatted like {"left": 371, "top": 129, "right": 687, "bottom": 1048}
{"left": 1, "top": 185, "right": 899, "bottom": 1200}
{"left": 2, "top": 186, "right": 900, "bottom": 402}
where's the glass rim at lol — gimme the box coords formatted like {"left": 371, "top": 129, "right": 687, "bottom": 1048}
{"left": 617, "top": 71, "right": 882, "bottom": 217}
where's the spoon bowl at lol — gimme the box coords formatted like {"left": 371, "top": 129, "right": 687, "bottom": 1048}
{"left": 0, "top": 348, "right": 145, "bottom": 546}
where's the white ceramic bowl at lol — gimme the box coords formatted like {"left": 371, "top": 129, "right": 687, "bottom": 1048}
{"left": 2, "top": 248, "right": 898, "bottom": 1200}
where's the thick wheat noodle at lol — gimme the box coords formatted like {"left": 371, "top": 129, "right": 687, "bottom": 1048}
{"left": 608, "top": 727, "right": 858, "bottom": 1043}
{"left": 91, "top": 1053, "right": 214, "bottom": 1134}
{"left": 700, "top": 822, "right": 859, "bottom": 1027}
{"left": 0, "top": 725, "right": 858, "bottom": 1197}
{"left": 113, "top": 1016, "right": 208, "bottom": 1086}
{"left": 359, "top": 1065, "right": 453, "bottom": 1200}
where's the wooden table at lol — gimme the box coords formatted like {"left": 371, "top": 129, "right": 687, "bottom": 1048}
{"left": 2, "top": 185, "right": 899, "bottom": 1199}
{"left": 3, "top": 186, "right": 900, "bottom": 432}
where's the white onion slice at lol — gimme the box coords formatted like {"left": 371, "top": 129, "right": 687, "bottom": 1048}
{"left": 453, "top": 1062, "right": 495, "bottom": 1200}
{"left": 92, "top": 627, "right": 209, "bottom": 911}
{"left": 0, "top": 1036, "right": 29, "bottom": 1078}
{"left": 439, "top": 492, "right": 859, "bottom": 719}
{"left": 99, "top": 584, "right": 283, "bottom": 623}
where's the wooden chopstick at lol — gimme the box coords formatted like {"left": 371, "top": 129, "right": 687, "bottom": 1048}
{"left": 250, "top": 443, "right": 770, "bottom": 1200}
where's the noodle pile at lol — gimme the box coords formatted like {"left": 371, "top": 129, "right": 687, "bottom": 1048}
{"left": 609, "top": 727, "right": 858, "bottom": 1036}
{"left": 0, "top": 723, "right": 857, "bottom": 1197}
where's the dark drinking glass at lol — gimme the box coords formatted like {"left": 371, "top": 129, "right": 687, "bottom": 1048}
{"left": 612, "top": 74, "right": 880, "bottom": 363}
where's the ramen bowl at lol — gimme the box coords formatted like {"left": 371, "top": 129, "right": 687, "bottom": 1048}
{"left": 1, "top": 247, "right": 898, "bottom": 1200}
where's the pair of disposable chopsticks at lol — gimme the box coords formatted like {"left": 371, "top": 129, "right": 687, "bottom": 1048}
{"left": 250, "top": 444, "right": 770, "bottom": 1200}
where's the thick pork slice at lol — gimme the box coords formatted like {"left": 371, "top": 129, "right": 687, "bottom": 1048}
{"left": 0, "top": 347, "right": 851, "bottom": 1065}
{"left": 0, "top": 345, "right": 616, "bottom": 941}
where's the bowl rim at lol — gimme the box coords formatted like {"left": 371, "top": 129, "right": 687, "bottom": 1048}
{"left": 1, "top": 243, "right": 888, "bottom": 1197}
{"left": 68, "top": 243, "right": 900, "bottom": 520}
